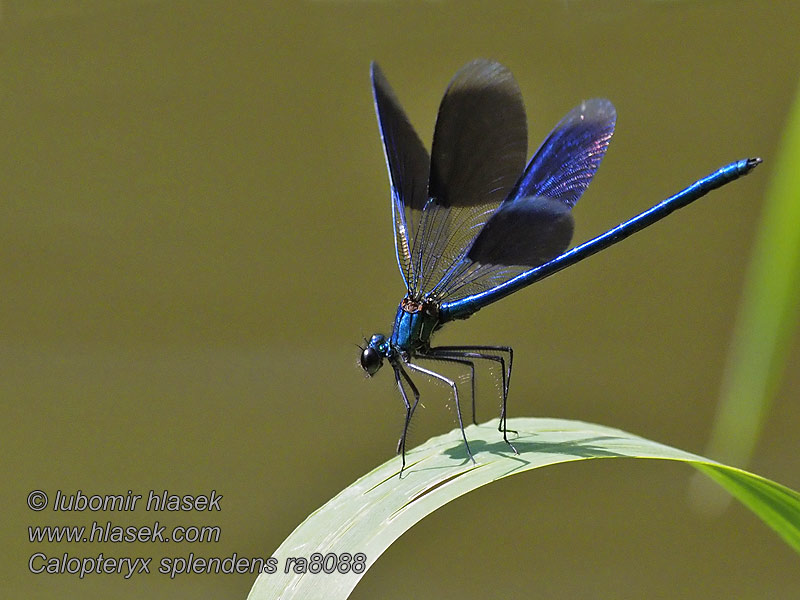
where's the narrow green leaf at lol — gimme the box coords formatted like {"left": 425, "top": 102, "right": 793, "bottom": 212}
{"left": 705, "top": 77, "right": 800, "bottom": 467}
{"left": 248, "top": 418, "right": 800, "bottom": 600}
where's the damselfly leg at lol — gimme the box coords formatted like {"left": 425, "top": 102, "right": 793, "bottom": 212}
{"left": 405, "top": 362, "right": 474, "bottom": 465}
{"left": 393, "top": 363, "right": 420, "bottom": 471}
{"left": 428, "top": 346, "right": 516, "bottom": 450}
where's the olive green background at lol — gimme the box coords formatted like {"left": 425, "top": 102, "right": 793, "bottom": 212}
{"left": 3, "top": 1, "right": 799, "bottom": 598}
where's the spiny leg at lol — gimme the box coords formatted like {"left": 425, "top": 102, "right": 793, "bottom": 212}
{"left": 423, "top": 353, "right": 477, "bottom": 425}
{"left": 393, "top": 363, "right": 420, "bottom": 473}
{"left": 406, "top": 361, "right": 475, "bottom": 464}
{"left": 392, "top": 366, "right": 410, "bottom": 469}
{"left": 430, "top": 349, "right": 516, "bottom": 452}
{"left": 429, "top": 346, "right": 517, "bottom": 453}
{"left": 431, "top": 345, "right": 513, "bottom": 398}
{"left": 429, "top": 349, "right": 500, "bottom": 424}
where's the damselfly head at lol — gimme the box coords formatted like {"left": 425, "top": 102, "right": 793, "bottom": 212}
{"left": 360, "top": 346, "right": 383, "bottom": 376}
{"left": 360, "top": 333, "right": 388, "bottom": 376}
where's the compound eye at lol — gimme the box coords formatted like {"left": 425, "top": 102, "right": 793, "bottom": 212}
{"left": 360, "top": 347, "right": 382, "bottom": 376}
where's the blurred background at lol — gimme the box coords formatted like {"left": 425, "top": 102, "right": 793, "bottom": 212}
{"left": 2, "top": 1, "right": 798, "bottom": 598}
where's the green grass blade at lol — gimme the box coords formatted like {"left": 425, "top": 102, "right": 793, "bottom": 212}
{"left": 705, "top": 78, "right": 800, "bottom": 467}
{"left": 247, "top": 418, "right": 800, "bottom": 600}
{"left": 693, "top": 463, "right": 800, "bottom": 551}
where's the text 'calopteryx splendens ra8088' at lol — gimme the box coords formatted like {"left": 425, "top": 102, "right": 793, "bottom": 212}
{"left": 359, "top": 59, "right": 760, "bottom": 473}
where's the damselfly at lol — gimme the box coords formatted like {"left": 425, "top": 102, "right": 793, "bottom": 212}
{"left": 359, "top": 59, "right": 760, "bottom": 471}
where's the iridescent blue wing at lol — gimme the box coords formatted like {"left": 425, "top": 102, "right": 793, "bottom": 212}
{"left": 429, "top": 99, "right": 616, "bottom": 302}
{"left": 371, "top": 62, "right": 430, "bottom": 290}
{"left": 510, "top": 98, "right": 616, "bottom": 209}
{"left": 410, "top": 59, "right": 528, "bottom": 297}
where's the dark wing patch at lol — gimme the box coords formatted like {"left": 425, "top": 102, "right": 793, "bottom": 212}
{"left": 371, "top": 62, "right": 431, "bottom": 287}
{"left": 429, "top": 59, "right": 527, "bottom": 208}
{"left": 467, "top": 196, "right": 574, "bottom": 266}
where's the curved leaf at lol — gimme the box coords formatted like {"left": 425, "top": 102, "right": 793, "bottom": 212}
{"left": 248, "top": 418, "right": 800, "bottom": 600}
